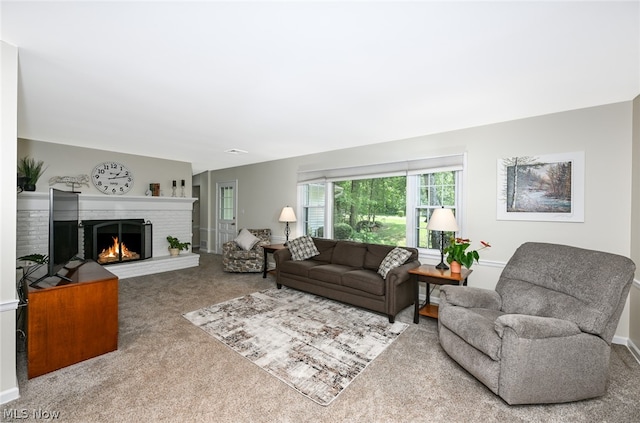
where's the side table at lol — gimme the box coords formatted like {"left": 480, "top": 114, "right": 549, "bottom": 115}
{"left": 262, "top": 244, "right": 286, "bottom": 278}
{"left": 409, "top": 264, "right": 472, "bottom": 323}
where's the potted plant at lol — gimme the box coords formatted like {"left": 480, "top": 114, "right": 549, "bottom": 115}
{"left": 444, "top": 237, "right": 491, "bottom": 273}
{"left": 166, "top": 236, "right": 190, "bottom": 256}
{"left": 17, "top": 156, "right": 46, "bottom": 191}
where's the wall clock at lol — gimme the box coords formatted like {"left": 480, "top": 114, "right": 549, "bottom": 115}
{"left": 91, "top": 162, "right": 134, "bottom": 195}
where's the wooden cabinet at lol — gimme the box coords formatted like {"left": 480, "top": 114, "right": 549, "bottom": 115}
{"left": 25, "top": 260, "right": 118, "bottom": 378}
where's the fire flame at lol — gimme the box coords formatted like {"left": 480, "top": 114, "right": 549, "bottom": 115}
{"left": 98, "top": 237, "right": 139, "bottom": 263}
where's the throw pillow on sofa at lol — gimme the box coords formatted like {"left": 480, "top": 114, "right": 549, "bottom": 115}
{"left": 287, "top": 236, "right": 320, "bottom": 261}
{"left": 235, "top": 228, "right": 260, "bottom": 251}
{"left": 378, "top": 247, "right": 412, "bottom": 278}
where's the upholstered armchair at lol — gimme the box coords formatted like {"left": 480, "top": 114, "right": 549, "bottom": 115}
{"left": 437, "top": 242, "right": 635, "bottom": 405}
{"left": 222, "top": 228, "right": 271, "bottom": 273}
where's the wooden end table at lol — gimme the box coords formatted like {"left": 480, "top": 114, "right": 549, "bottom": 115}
{"left": 409, "top": 264, "right": 472, "bottom": 323}
{"left": 262, "top": 244, "right": 286, "bottom": 278}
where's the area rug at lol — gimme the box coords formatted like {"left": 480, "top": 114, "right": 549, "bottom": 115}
{"left": 183, "top": 287, "right": 408, "bottom": 405}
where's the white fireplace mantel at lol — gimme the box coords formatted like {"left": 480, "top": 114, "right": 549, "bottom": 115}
{"left": 16, "top": 192, "right": 198, "bottom": 279}
{"left": 18, "top": 192, "right": 196, "bottom": 212}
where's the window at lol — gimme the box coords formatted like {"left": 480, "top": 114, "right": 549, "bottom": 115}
{"left": 415, "top": 171, "right": 458, "bottom": 251}
{"left": 333, "top": 176, "right": 408, "bottom": 245}
{"left": 301, "top": 183, "right": 326, "bottom": 237}
{"left": 300, "top": 165, "right": 461, "bottom": 252}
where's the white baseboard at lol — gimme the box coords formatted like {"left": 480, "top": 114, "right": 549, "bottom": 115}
{"left": 627, "top": 338, "right": 640, "bottom": 364}
{"left": 0, "top": 386, "right": 20, "bottom": 405}
{"left": 0, "top": 299, "right": 18, "bottom": 313}
{"left": 612, "top": 335, "right": 627, "bottom": 346}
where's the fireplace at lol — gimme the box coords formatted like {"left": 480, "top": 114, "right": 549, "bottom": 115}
{"left": 82, "top": 219, "right": 152, "bottom": 265}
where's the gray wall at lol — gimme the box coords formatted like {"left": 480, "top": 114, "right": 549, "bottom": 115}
{"left": 204, "top": 101, "right": 637, "bottom": 340}
{"left": 18, "top": 139, "right": 193, "bottom": 197}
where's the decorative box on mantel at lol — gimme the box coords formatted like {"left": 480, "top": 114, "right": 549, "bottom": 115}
{"left": 16, "top": 192, "right": 199, "bottom": 279}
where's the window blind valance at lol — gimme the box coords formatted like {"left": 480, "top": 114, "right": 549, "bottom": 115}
{"left": 297, "top": 154, "right": 465, "bottom": 183}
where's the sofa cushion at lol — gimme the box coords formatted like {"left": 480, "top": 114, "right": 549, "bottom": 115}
{"left": 332, "top": 241, "right": 367, "bottom": 268}
{"left": 278, "top": 259, "right": 323, "bottom": 278}
{"left": 235, "top": 228, "right": 259, "bottom": 251}
{"left": 377, "top": 247, "right": 412, "bottom": 278}
{"left": 288, "top": 236, "right": 320, "bottom": 261}
{"left": 225, "top": 249, "right": 262, "bottom": 260}
{"left": 496, "top": 242, "right": 636, "bottom": 338}
{"left": 342, "top": 269, "right": 385, "bottom": 296}
{"left": 364, "top": 244, "right": 394, "bottom": 271}
{"left": 498, "top": 278, "right": 608, "bottom": 336}
{"left": 312, "top": 238, "right": 337, "bottom": 263}
{"left": 309, "top": 264, "right": 354, "bottom": 285}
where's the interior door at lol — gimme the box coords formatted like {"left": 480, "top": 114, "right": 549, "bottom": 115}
{"left": 217, "top": 181, "right": 237, "bottom": 253}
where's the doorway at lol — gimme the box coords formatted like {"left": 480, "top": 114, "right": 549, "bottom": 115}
{"left": 192, "top": 185, "right": 200, "bottom": 251}
{"left": 216, "top": 180, "right": 237, "bottom": 253}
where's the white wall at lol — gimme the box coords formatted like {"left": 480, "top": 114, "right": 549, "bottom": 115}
{"left": 18, "top": 139, "right": 193, "bottom": 197}
{"left": 0, "top": 41, "right": 20, "bottom": 404}
{"left": 206, "top": 101, "right": 636, "bottom": 340}
{"left": 630, "top": 94, "right": 640, "bottom": 360}
{"left": 0, "top": 136, "right": 196, "bottom": 404}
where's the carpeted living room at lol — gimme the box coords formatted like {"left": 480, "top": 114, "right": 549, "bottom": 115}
{"left": 3, "top": 2, "right": 640, "bottom": 422}
{"left": 7, "top": 253, "right": 640, "bottom": 422}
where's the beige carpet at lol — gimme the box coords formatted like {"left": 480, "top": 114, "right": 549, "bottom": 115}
{"left": 5, "top": 253, "right": 640, "bottom": 422}
{"left": 184, "top": 287, "right": 408, "bottom": 405}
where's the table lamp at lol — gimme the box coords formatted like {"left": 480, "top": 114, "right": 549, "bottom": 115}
{"left": 426, "top": 207, "right": 459, "bottom": 270}
{"left": 279, "top": 206, "right": 297, "bottom": 245}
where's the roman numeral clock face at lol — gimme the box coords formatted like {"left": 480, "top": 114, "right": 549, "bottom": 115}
{"left": 91, "top": 162, "right": 134, "bottom": 195}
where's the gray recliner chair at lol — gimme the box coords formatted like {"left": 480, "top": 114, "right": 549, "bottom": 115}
{"left": 438, "top": 242, "right": 635, "bottom": 405}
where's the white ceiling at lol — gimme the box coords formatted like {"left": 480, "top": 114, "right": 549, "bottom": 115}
{"left": 2, "top": 1, "right": 639, "bottom": 174}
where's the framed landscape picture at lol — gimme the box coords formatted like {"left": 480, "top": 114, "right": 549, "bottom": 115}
{"left": 497, "top": 151, "right": 584, "bottom": 222}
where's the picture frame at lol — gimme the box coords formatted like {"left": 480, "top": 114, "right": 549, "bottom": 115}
{"left": 497, "top": 151, "right": 584, "bottom": 222}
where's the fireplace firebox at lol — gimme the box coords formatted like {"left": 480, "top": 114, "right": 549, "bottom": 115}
{"left": 82, "top": 219, "right": 152, "bottom": 265}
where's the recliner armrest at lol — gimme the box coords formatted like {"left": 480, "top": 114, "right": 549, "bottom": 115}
{"left": 440, "top": 285, "right": 501, "bottom": 310}
{"left": 495, "top": 314, "right": 582, "bottom": 340}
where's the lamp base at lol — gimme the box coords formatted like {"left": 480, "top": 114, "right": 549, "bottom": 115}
{"left": 436, "top": 231, "right": 450, "bottom": 270}
{"left": 435, "top": 261, "right": 449, "bottom": 270}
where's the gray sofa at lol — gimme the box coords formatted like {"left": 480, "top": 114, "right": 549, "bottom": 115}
{"left": 274, "top": 238, "right": 420, "bottom": 323}
{"left": 438, "top": 242, "right": 635, "bottom": 405}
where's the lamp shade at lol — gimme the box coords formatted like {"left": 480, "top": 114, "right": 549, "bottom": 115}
{"left": 279, "top": 206, "right": 297, "bottom": 222}
{"left": 426, "top": 208, "right": 459, "bottom": 232}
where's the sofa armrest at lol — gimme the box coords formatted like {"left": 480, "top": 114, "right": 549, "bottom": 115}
{"left": 274, "top": 248, "right": 292, "bottom": 266}
{"left": 495, "top": 314, "right": 582, "bottom": 340}
{"left": 440, "top": 285, "right": 502, "bottom": 310}
{"left": 252, "top": 240, "right": 269, "bottom": 254}
{"left": 385, "top": 260, "right": 420, "bottom": 286}
{"left": 222, "top": 240, "right": 239, "bottom": 255}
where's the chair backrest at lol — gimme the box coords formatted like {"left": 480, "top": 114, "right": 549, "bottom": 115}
{"left": 247, "top": 228, "right": 271, "bottom": 244}
{"left": 496, "top": 242, "right": 635, "bottom": 342}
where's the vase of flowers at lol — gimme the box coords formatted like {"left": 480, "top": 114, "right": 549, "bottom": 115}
{"left": 444, "top": 237, "right": 491, "bottom": 272}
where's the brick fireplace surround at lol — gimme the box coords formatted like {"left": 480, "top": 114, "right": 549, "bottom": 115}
{"left": 17, "top": 192, "right": 199, "bottom": 279}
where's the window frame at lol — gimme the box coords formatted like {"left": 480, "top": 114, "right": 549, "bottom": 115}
{"left": 298, "top": 168, "right": 463, "bottom": 255}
